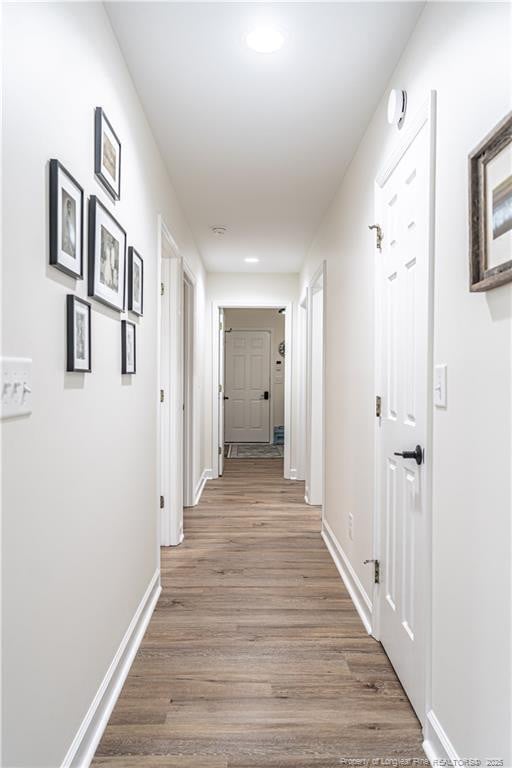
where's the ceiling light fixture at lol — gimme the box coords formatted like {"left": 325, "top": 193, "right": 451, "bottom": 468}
{"left": 211, "top": 226, "right": 227, "bottom": 236}
{"left": 244, "top": 257, "right": 259, "bottom": 263}
{"left": 246, "top": 26, "right": 284, "bottom": 54}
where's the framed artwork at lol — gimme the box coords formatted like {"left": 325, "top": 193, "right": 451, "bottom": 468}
{"left": 94, "top": 107, "right": 121, "bottom": 200}
{"left": 121, "top": 320, "right": 136, "bottom": 374}
{"left": 469, "top": 111, "right": 512, "bottom": 291}
{"left": 88, "top": 195, "right": 127, "bottom": 311}
{"left": 66, "top": 295, "right": 91, "bottom": 372}
{"left": 49, "top": 159, "right": 84, "bottom": 278}
{"left": 128, "top": 247, "right": 144, "bottom": 316}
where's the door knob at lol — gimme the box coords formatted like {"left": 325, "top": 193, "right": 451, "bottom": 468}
{"left": 394, "top": 445, "right": 423, "bottom": 466}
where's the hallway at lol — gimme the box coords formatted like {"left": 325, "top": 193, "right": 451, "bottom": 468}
{"left": 93, "top": 460, "right": 423, "bottom": 767}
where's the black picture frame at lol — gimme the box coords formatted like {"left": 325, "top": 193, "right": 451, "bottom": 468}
{"left": 94, "top": 107, "right": 121, "bottom": 200}
{"left": 469, "top": 111, "right": 512, "bottom": 291}
{"left": 88, "top": 195, "right": 127, "bottom": 311}
{"left": 66, "top": 295, "right": 91, "bottom": 372}
{"left": 128, "top": 247, "right": 144, "bottom": 316}
{"left": 121, "top": 320, "right": 136, "bottom": 374}
{"left": 49, "top": 159, "right": 84, "bottom": 279}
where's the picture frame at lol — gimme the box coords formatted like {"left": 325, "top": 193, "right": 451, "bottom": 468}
{"left": 121, "top": 320, "right": 136, "bottom": 374}
{"left": 49, "top": 159, "right": 84, "bottom": 279}
{"left": 66, "top": 295, "right": 91, "bottom": 372}
{"left": 94, "top": 107, "right": 121, "bottom": 200}
{"left": 128, "top": 247, "right": 144, "bottom": 316}
{"left": 469, "top": 111, "right": 512, "bottom": 291}
{"left": 88, "top": 195, "right": 127, "bottom": 311}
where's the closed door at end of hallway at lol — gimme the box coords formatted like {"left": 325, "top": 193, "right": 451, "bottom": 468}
{"left": 225, "top": 330, "right": 271, "bottom": 443}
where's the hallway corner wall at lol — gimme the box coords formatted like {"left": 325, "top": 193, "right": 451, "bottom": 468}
{"left": 1, "top": 4, "right": 206, "bottom": 766}
{"left": 301, "top": 2, "right": 511, "bottom": 763}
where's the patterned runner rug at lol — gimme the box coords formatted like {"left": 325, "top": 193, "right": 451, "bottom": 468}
{"left": 227, "top": 443, "right": 284, "bottom": 458}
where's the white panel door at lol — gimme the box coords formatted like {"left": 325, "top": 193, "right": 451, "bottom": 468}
{"left": 376, "top": 104, "right": 433, "bottom": 723}
{"left": 225, "top": 330, "right": 270, "bottom": 443}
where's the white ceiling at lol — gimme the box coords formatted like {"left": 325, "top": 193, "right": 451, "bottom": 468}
{"left": 107, "top": 2, "right": 422, "bottom": 273}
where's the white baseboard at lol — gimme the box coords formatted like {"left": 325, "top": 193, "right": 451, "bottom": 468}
{"left": 289, "top": 467, "right": 298, "bottom": 480}
{"left": 61, "top": 569, "right": 161, "bottom": 768}
{"left": 194, "top": 468, "right": 211, "bottom": 506}
{"left": 423, "top": 709, "right": 459, "bottom": 766}
{"left": 321, "top": 519, "right": 373, "bottom": 634}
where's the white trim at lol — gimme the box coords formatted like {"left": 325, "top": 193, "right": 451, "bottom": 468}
{"left": 182, "top": 261, "right": 196, "bottom": 509}
{"left": 321, "top": 519, "right": 372, "bottom": 635}
{"left": 61, "top": 569, "right": 161, "bottom": 768}
{"left": 211, "top": 301, "right": 293, "bottom": 481}
{"left": 423, "top": 710, "right": 460, "bottom": 766}
{"left": 289, "top": 467, "right": 298, "bottom": 480}
{"left": 194, "top": 468, "right": 211, "bottom": 506}
{"left": 305, "top": 262, "right": 326, "bottom": 515}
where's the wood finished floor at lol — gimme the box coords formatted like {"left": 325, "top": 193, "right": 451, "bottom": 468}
{"left": 93, "top": 459, "right": 424, "bottom": 768}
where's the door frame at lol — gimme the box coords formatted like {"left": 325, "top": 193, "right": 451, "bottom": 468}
{"left": 372, "top": 92, "right": 436, "bottom": 731}
{"left": 157, "top": 215, "right": 196, "bottom": 546}
{"left": 211, "top": 301, "right": 293, "bottom": 479}
{"left": 304, "top": 261, "right": 326, "bottom": 519}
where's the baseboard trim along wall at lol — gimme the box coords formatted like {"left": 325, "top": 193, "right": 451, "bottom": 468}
{"left": 423, "top": 709, "right": 460, "bottom": 766}
{"left": 194, "top": 468, "right": 212, "bottom": 506}
{"left": 321, "top": 519, "right": 373, "bottom": 634}
{"left": 60, "top": 569, "right": 162, "bottom": 768}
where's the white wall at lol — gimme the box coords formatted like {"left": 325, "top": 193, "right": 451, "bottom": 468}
{"left": 205, "top": 273, "right": 299, "bottom": 475}
{"left": 301, "top": 2, "right": 511, "bottom": 762}
{"left": 223, "top": 308, "right": 286, "bottom": 434}
{"left": 1, "top": 4, "right": 206, "bottom": 766}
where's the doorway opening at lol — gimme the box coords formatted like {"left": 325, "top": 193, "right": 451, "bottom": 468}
{"left": 213, "top": 304, "right": 292, "bottom": 479}
{"left": 158, "top": 216, "right": 196, "bottom": 546}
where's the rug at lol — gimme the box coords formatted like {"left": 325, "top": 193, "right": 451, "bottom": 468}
{"left": 227, "top": 443, "right": 284, "bottom": 458}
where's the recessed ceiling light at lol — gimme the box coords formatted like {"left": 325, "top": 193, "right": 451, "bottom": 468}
{"left": 246, "top": 26, "right": 284, "bottom": 54}
{"left": 244, "top": 257, "right": 259, "bottom": 263}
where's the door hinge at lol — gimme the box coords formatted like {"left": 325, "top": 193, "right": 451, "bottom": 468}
{"left": 160, "top": 389, "right": 165, "bottom": 403}
{"left": 160, "top": 495, "right": 165, "bottom": 509}
{"left": 161, "top": 282, "right": 165, "bottom": 296}
{"left": 368, "top": 224, "right": 383, "bottom": 252}
{"left": 218, "top": 446, "right": 222, "bottom": 455}
{"left": 219, "top": 322, "right": 223, "bottom": 331}
{"left": 218, "top": 384, "right": 223, "bottom": 394}
{"left": 364, "top": 559, "right": 380, "bottom": 584}
{"left": 375, "top": 395, "right": 382, "bottom": 418}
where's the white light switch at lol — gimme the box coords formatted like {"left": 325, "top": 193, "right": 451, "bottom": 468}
{"left": 1, "top": 357, "right": 32, "bottom": 419}
{"left": 434, "top": 364, "right": 447, "bottom": 408}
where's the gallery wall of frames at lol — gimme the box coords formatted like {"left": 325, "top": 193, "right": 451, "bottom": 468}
{"left": 49, "top": 106, "right": 142, "bottom": 375}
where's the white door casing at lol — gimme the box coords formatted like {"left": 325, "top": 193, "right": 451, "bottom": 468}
{"left": 224, "top": 330, "right": 271, "bottom": 443}
{"left": 305, "top": 263, "right": 325, "bottom": 509}
{"left": 218, "top": 309, "right": 225, "bottom": 475}
{"left": 158, "top": 216, "right": 197, "bottom": 545}
{"left": 374, "top": 94, "right": 436, "bottom": 724}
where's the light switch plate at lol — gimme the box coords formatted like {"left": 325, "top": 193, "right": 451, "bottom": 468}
{"left": 434, "top": 364, "right": 447, "bottom": 408}
{"left": 1, "top": 357, "right": 33, "bottom": 419}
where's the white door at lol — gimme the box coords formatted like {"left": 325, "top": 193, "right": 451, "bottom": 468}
{"left": 376, "top": 97, "right": 434, "bottom": 723}
{"left": 225, "top": 330, "right": 271, "bottom": 443}
{"left": 218, "top": 309, "right": 225, "bottom": 475}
